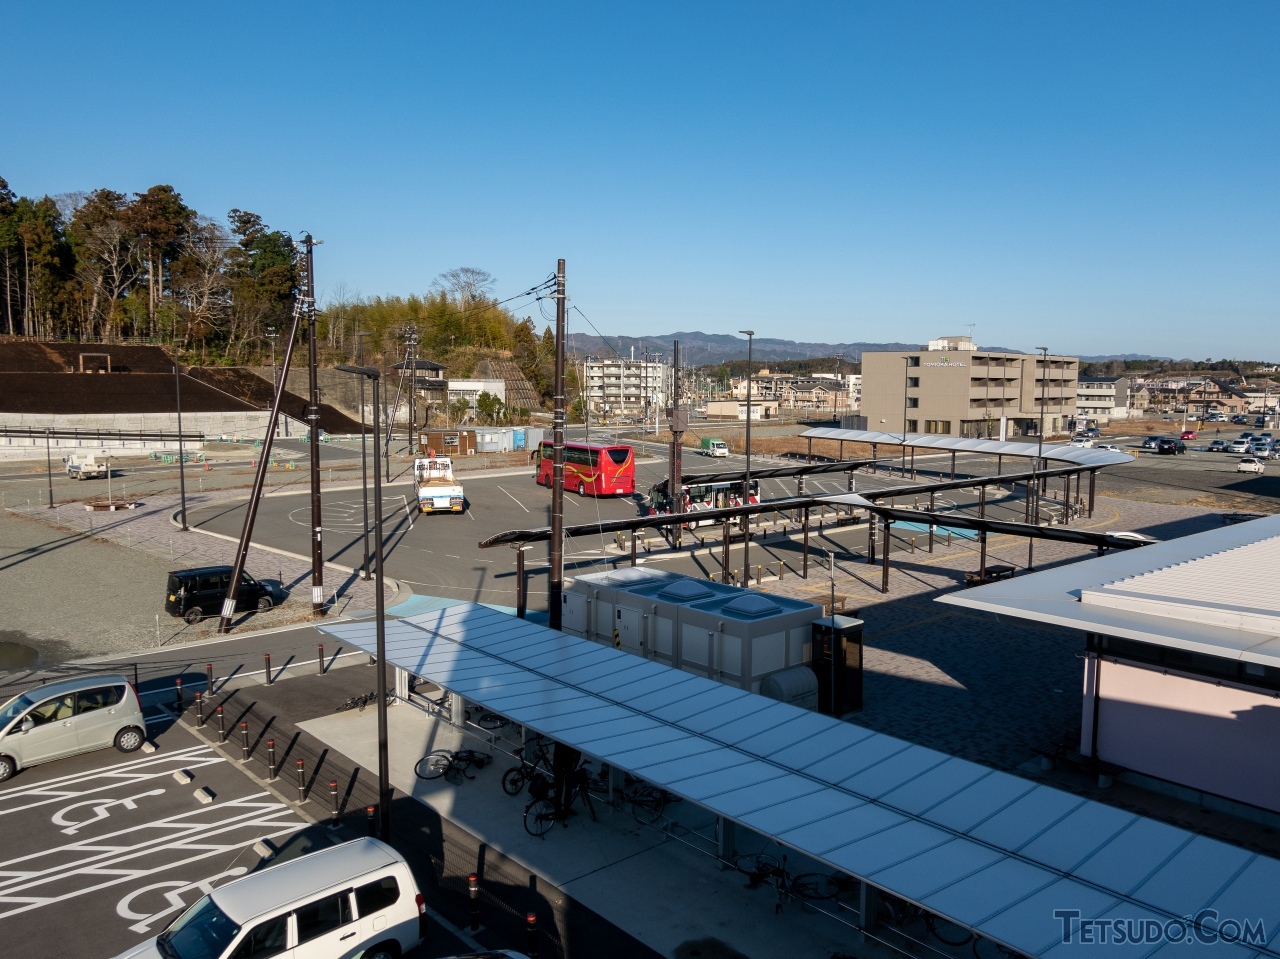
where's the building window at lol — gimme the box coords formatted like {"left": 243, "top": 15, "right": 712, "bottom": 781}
{"left": 924, "top": 420, "right": 951, "bottom": 434}
{"left": 907, "top": 356, "right": 921, "bottom": 367}
{"left": 905, "top": 419, "right": 918, "bottom": 432}
{"left": 905, "top": 397, "right": 919, "bottom": 408}
{"left": 906, "top": 377, "right": 920, "bottom": 388}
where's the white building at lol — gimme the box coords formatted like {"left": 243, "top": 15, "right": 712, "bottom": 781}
{"left": 1075, "top": 376, "right": 1131, "bottom": 423}
{"left": 447, "top": 379, "right": 505, "bottom": 416}
{"left": 582, "top": 358, "right": 669, "bottom": 414}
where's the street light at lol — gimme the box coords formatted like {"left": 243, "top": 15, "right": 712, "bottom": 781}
{"left": 739, "top": 330, "right": 754, "bottom": 582}
{"left": 335, "top": 363, "right": 391, "bottom": 842}
{"left": 265, "top": 327, "right": 279, "bottom": 390}
{"left": 901, "top": 356, "right": 912, "bottom": 477}
{"left": 175, "top": 358, "right": 188, "bottom": 531}
{"left": 353, "top": 330, "right": 373, "bottom": 581}
{"left": 1029, "top": 346, "right": 1049, "bottom": 571}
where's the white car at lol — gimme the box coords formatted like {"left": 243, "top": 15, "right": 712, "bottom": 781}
{"left": 1228, "top": 440, "right": 1251, "bottom": 453}
{"left": 1237, "top": 458, "right": 1264, "bottom": 474}
{"left": 1067, "top": 438, "right": 1094, "bottom": 448}
{"left": 1096, "top": 443, "right": 1120, "bottom": 452}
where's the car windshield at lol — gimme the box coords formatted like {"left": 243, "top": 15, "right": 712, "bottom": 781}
{"left": 0, "top": 693, "right": 36, "bottom": 729}
{"left": 160, "top": 895, "right": 240, "bottom": 959}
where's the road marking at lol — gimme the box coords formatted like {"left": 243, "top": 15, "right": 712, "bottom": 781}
{"left": 52, "top": 788, "right": 167, "bottom": 835}
{"left": 117, "top": 867, "right": 251, "bottom": 933}
{"left": 496, "top": 486, "right": 529, "bottom": 512}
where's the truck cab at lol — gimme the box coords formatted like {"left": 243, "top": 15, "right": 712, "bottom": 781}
{"left": 700, "top": 438, "right": 729, "bottom": 457}
{"left": 415, "top": 456, "right": 465, "bottom": 513}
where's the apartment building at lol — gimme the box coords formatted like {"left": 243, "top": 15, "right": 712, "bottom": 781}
{"left": 581, "top": 357, "right": 669, "bottom": 414}
{"left": 1075, "top": 377, "right": 1131, "bottom": 424}
{"left": 861, "top": 335, "right": 1078, "bottom": 439}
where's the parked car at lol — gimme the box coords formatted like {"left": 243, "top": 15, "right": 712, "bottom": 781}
{"left": 1241, "top": 432, "right": 1254, "bottom": 439}
{"left": 1230, "top": 414, "right": 1247, "bottom": 424}
{"left": 1208, "top": 439, "right": 1227, "bottom": 452}
{"left": 1237, "top": 457, "right": 1265, "bottom": 474}
{"left": 1228, "top": 439, "right": 1251, "bottom": 453}
{"left": 1068, "top": 437, "right": 1093, "bottom": 448}
{"left": 1083, "top": 427, "right": 1101, "bottom": 438}
{"left": 1260, "top": 432, "right": 1274, "bottom": 440}
{"left": 113, "top": 838, "right": 427, "bottom": 959}
{"left": 1096, "top": 443, "right": 1120, "bottom": 452}
{"left": 165, "top": 566, "right": 276, "bottom": 625}
{"left": 1156, "top": 438, "right": 1186, "bottom": 455}
{"left": 1141, "top": 435, "right": 1163, "bottom": 449}
{"left": 0, "top": 675, "right": 146, "bottom": 781}
{"left": 1180, "top": 430, "right": 1197, "bottom": 440}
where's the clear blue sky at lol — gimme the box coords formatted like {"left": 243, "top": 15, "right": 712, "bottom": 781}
{"left": 4, "top": 1, "right": 1276, "bottom": 359}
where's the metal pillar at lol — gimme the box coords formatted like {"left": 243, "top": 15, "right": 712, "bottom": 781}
{"left": 175, "top": 361, "right": 188, "bottom": 530}
{"left": 44, "top": 428, "right": 53, "bottom": 508}
{"left": 950, "top": 450, "right": 956, "bottom": 481}
{"left": 516, "top": 547, "right": 526, "bottom": 619}
{"left": 928, "top": 491, "right": 935, "bottom": 552}
{"left": 1088, "top": 470, "right": 1096, "bottom": 517}
{"left": 549, "top": 259, "right": 567, "bottom": 629}
{"left": 867, "top": 519, "right": 875, "bottom": 564}
{"left": 910, "top": 446, "right": 915, "bottom": 479}
{"left": 630, "top": 530, "right": 637, "bottom": 567}
{"left": 721, "top": 520, "right": 731, "bottom": 584}
{"left": 806, "top": 436, "right": 813, "bottom": 463}
{"left": 979, "top": 531, "right": 988, "bottom": 580}
{"left": 880, "top": 517, "right": 891, "bottom": 593}
{"left": 802, "top": 506, "right": 810, "bottom": 579}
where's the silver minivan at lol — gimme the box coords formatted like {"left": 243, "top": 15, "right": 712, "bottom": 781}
{"left": 0, "top": 674, "right": 146, "bottom": 781}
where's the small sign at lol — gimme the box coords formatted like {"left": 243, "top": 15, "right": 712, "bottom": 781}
{"left": 444, "top": 433, "right": 460, "bottom": 446}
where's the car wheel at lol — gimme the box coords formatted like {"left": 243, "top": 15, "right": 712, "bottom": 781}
{"left": 257, "top": 596, "right": 273, "bottom": 612}
{"left": 114, "top": 727, "right": 144, "bottom": 753}
{"left": 184, "top": 608, "right": 202, "bottom": 625}
{"left": 0, "top": 755, "right": 15, "bottom": 782}
{"left": 361, "top": 944, "right": 399, "bottom": 959}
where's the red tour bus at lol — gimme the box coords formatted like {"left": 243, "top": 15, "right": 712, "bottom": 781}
{"left": 535, "top": 441, "right": 635, "bottom": 496}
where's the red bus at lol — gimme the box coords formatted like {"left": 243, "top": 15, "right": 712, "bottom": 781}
{"left": 535, "top": 441, "right": 635, "bottom": 496}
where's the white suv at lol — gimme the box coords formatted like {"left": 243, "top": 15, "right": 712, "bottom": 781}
{"left": 1238, "top": 457, "right": 1265, "bottom": 474}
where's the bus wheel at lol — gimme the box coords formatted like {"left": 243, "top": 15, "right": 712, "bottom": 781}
{"left": 577, "top": 481, "right": 586, "bottom": 496}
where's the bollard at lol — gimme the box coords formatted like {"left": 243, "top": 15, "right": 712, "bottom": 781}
{"left": 216, "top": 706, "right": 226, "bottom": 743}
{"left": 526, "top": 912, "right": 538, "bottom": 958}
{"left": 329, "top": 781, "right": 340, "bottom": 826}
{"left": 264, "top": 653, "right": 273, "bottom": 685}
{"left": 317, "top": 644, "right": 325, "bottom": 675}
{"left": 174, "top": 677, "right": 184, "bottom": 708}
{"left": 756, "top": 564, "right": 762, "bottom": 586}
{"left": 267, "top": 739, "right": 277, "bottom": 780}
{"left": 295, "top": 759, "right": 307, "bottom": 803}
{"left": 194, "top": 691, "right": 205, "bottom": 727}
{"left": 468, "top": 873, "right": 480, "bottom": 931}
{"left": 366, "top": 805, "right": 378, "bottom": 838}
{"left": 911, "top": 536, "right": 916, "bottom": 554}
{"left": 240, "top": 722, "right": 250, "bottom": 762}
{"left": 206, "top": 662, "right": 214, "bottom": 693}
{"left": 778, "top": 561, "right": 785, "bottom": 580}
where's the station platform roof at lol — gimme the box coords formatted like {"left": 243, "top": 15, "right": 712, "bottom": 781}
{"left": 799, "top": 429, "right": 1133, "bottom": 469}
{"left": 319, "top": 605, "right": 1280, "bottom": 958}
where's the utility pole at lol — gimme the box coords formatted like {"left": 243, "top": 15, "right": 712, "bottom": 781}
{"left": 355, "top": 329, "right": 372, "bottom": 580}
{"left": 549, "top": 259, "right": 567, "bottom": 629}
{"left": 669, "top": 340, "right": 686, "bottom": 551}
{"left": 303, "top": 235, "right": 325, "bottom": 617}
{"left": 403, "top": 326, "right": 420, "bottom": 456}
{"left": 739, "top": 330, "right": 755, "bottom": 581}
{"left": 175, "top": 357, "right": 188, "bottom": 531}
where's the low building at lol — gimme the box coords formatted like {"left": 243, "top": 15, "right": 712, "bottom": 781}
{"left": 861, "top": 336, "right": 1078, "bottom": 439}
{"left": 1075, "top": 376, "right": 1131, "bottom": 424}
{"left": 582, "top": 357, "right": 669, "bottom": 414}
{"left": 941, "top": 514, "right": 1280, "bottom": 818}
{"left": 705, "top": 399, "right": 779, "bottom": 420}
{"left": 446, "top": 378, "right": 505, "bottom": 417}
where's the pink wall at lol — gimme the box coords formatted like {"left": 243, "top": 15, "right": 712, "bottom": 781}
{"left": 1089, "top": 659, "right": 1280, "bottom": 814}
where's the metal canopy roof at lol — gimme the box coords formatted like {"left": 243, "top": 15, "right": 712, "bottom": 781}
{"left": 318, "top": 606, "right": 1280, "bottom": 957}
{"left": 800, "top": 429, "right": 1134, "bottom": 469}
{"left": 941, "top": 513, "right": 1280, "bottom": 668}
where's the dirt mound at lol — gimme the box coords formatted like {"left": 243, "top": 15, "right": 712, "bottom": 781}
{"left": 0, "top": 372, "right": 259, "bottom": 415}
{"left": 0, "top": 340, "right": 176, "bottom": 374}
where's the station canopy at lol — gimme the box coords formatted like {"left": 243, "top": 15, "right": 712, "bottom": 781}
{"left": 319, "top": 605, "right": 1280, "bottom": 957}
{"left": 800, "top": 429, "right": 1134, "bottom": 469}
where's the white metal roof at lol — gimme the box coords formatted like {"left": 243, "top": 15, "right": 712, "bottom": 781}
{"left": 800, "top": 428, "right": 1134, "bottom": 469}
{"left": 941, "top": 513, "right": 1280, "bottom": 667}
{"left": 319, "top": 606, "right": 1280, "bottom": 957}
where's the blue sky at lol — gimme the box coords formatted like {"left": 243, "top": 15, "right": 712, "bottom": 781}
{"left": 3, "top": 2, "right": 1276, "bottom": 358}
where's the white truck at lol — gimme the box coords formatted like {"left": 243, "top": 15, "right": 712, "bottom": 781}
{"left": 64, "top": 453, "right": 108, "bottom": 480}
{"left": 414, "top": 456, "right": 465, "bottom": 514}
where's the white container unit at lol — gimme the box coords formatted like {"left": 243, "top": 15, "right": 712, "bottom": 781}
{"left": 564, "top": 568, "right": 821, "bottom": 694}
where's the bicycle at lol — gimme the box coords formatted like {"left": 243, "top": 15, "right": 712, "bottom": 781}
{"left": 621, "top": 779, "right": 678, "bottom": 825}
{"left": 875, "top": 893, "right": 972, "bottom": 947}
{"left": 414, "top": 748, "right": 492, "bottom": 783}
{"left": 336, "top": 691, "right": 379, "bottom": 712}
{"left": 523, "top": 766, "right": 598, "bottom": 838}
{"left": 468, "top": 709, "right": 510, "bottom": 731}
{"left": 501, "top": 736, "right": 554, "bottom": 796}
{"left": 734, "top": 853, "right": 839, "bottom": 913}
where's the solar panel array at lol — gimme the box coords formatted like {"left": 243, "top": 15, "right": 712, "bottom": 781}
{"left": 319, "top": 605, "right": 1280, "bottom": 958}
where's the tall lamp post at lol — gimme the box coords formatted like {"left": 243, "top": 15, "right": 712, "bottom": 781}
{"left": 353, "top": 330, "right": 373, "bottom": 580}
{"left": 739, "top": 330, "right": 754, "bottom": 582}
{"left": 901, "top": 356, "right": 911, "bottom": 477}
{"left": 175, "top": 357, "right": 188, "bottom": 531}
{"left": 266, "top": 327, "right": 278, "bottom": 390}
{"left": 335, "top": 364, "right": 390, "bottom": 842}
{"left": 1029, "top": 346, "right": 1049, "bottom": 570}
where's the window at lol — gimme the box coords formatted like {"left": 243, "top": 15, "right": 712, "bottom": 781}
{"left": 924, "top": 421, "right": 952, "bottom": 434}
{"left": 228, "top": 914, "right": 288, "bottom": 959}
{"left": 28, "top": 695, "right": 74, "bottom": 726}
{"left": 904, "top": 419, "right": 918, "bottom": 432}
{"left": 606, "top": 448, "right": 630, "bottom": 465}
{"left": 907, "top": 356, "right": 920, "bottom": 367}
{"left": 164, "top": 897, "right": 243, "bottom": 959}
{"left": 295, "top": 890, "right": 353, "bottom": 944}
{"left": 355, "top": 876, "right": 401, "bottom": 917}
{"left": 76, "top": 686, "right": 123, "bottom": 714}
{"left": 906, "top": 377, "right": 919, "bottom": 388}
{"left": 905, "top": 397, "right": 919, "bottom": 408}
{"left": 197, "top": 573, "right": 228, "bottom": 592}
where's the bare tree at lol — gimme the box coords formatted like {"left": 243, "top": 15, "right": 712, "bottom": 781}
{"left": 433, "top": 267, "right": 495, "bottom": 311}
{"left": 172, "top": 218, "right": 232, "bottom": 351}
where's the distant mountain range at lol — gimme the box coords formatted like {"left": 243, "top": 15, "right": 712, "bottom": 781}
{"left": 565, "top": 332, "right": 1178, "bottom": 367}
{"left": 566, "top": 331, "right": 1021, "bottom": 366}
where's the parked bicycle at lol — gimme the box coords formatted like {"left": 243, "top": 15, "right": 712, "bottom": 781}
{"left": 735, "top": 853, "right": 839, "bottom": 913}
{"left": 620, "top": 778, "right": 679, "bottom": 825}
{"left": 414, "top": 748, "right": 492, "bottom": 783}
{"left": 523, "top": 766, "right": 598, "bottom": 837}
{"left": 336, "top": 691, "right": 379, "bottom": 712}
{"left": 502, "top": 736, "right": 554, "bottom": 796}
{"left": 468, "top": 709, "right": 510, "bottom": 731}
{"left": 875, "top": 892, "right": 974, "bottom": 947}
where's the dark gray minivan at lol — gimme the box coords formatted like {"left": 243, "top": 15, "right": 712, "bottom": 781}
{"left": 165, "top": 566, "right": 275, "bottom": 625}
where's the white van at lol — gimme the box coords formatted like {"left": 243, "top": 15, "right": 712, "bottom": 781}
{"left": 0, "top": 674, "right": 146, "bottom": 781}
{"left": 115, "top": 839, "right": 426, "bottom": 959}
